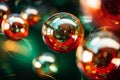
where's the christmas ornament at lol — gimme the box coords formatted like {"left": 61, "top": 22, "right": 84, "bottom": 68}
{"left": 42, "top": 12, "right": 84, "bottom": 53}
{"left": 32, "top": 52, "right": 58, "bottom": 79}
{"left": 1, "top": 14, "right": 29, "bottom": 41}
{"left": 0, "top": 2, "right": 10, "bottom": 25}
{"left": 101, "top": 0, "right": 120, "bottom": 25}
{"left": 20, "top": 7, "right": 40, "bottom": 26}
{"left": 76, "top": 30, "right": 120, "bottom": 80}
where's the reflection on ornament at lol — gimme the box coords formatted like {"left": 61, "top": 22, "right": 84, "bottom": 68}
{"left": 76, "top": 31, "right": 120, "bottom": 80}
{"left": 101, "top": 0, "right": 120, "bottom": 25}
{"left": 20, "top": 7, "right": 40, "bottom": 26}
{"left": 32, "top": 52, "right": 58, "bottom": 79}
{"left": 42, "top": 12, "right": 84, "bottom": 53}
{"left": 0, "top": 2, "right": 10, "bottom": 24}
{"left": 1, "top": 14, "right": 29, "bottom": 40}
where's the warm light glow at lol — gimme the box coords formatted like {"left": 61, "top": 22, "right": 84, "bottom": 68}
{"left": 4, "top": 23, "right": 10, "bottom": 30}
{"left": 34, "top": 61, "right": 41, "bottom": 68}
{"left": 71, "top": 35, "right": 78, "bottom": 40}
{"left": 20, "top": 28, "right": 25, "bottom": 33}
{"left": 85, "top": 65, "right": 90, "bottom": 70}
{"left": 3, "top": 15, "right": 8, "bottom": 19}
{"left": 114, "top": 21, "right": 119, "bottom": 25}
{"left": 111, "top": 58, "right": 120, "bottom": 67}
{"left": 76, "top": 45, "right": 83, "bottom": 61}
{"left": 42, "top": 25, "right": 53, "bottom": 35}
{"left": 82, "top": 50, "right": 93, "bottom": 62}
{"left": 86, "top": 0, "right": 101, "bottom": 9}
{"left": 80, "top": 0, "right": 101, "bottom": 15}
{"left": 2, "top": 40, "right": 30, "bottom": 56}
{"left": 33, "top": 16, "right": 39, "bottom": 22}
{"left": 21, "top": 13, "right": 28, "bottom": 20}
{"left": 92, "top": 70, "right": 96, "bottom": 74}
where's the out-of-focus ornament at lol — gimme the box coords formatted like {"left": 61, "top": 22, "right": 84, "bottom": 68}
{"left": 101, "top": 0, "right": 120, "bottom": 25}
{"left": 76, "top": 30, "right": 120, "bottom": 80}
{"left": 42, "top": 12, "right": 84, "bottom": 53}
{"left": 1, "top": 14, "right": 29, "bottom": 41}
{"left": 80, "top": 0, "right": 101, "bottom": 15}
{"left": 0, "top": 2, "right": 10, "bottom": 25}
{"left": 20, "top": 7, "right": 40, "bottom": 26}
{"left": 32, "top": 52, "right": 58, "bottom": 79}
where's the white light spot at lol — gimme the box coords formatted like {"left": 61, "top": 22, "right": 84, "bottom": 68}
{"left": 82, "top": 50, "right": 93, "bottom": 62}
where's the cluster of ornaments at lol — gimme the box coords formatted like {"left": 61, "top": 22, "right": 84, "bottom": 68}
{"left": 1, "top": 0, "right": 120, "bottom": 80}
{"left": 0, "top": 2, "right": 40, "bottom": 40}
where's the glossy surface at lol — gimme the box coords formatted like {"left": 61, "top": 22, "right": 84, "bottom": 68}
{"left": 101, "top": 0, "right": 120, "bottom": 25}
{"left": 42, "top": 12, "right": 84, "bottom": 53}
{"left": 0, "top": 2, "right": 10, "bottom": 24}
{"left": 76, "top": 31, "right": 120, "bottom": 80}
{"left": 20, "top": 7, "right": 40, "bottom": 26}
{"left": 32, "top": 52, "right": 58, "bottom": 78}
{"left": 1, "top": 14, "right": 29, "bottom": 40}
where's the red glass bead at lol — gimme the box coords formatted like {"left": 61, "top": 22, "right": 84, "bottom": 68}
{"left": 76, "top": 31, "right": 120, "bottom": 80}
{"left": 42, "top": 12, "right": 84, "bottom": 53}
{"left": 1, "top": 14, "right": 29, "bottom": 40}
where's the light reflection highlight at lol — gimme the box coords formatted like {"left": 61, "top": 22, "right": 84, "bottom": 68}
{"left": 76, "top": 31, "right": 120, "bottom": 80}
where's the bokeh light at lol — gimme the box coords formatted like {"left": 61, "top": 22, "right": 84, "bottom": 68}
{"left": 76, "top": 30, "right": 120, "bottom": 80}
{"left": 42, "top": 12, "right": 84, "bottom": 53}
{"left": 1, "top": 14, "right": 29, "bottom": 41}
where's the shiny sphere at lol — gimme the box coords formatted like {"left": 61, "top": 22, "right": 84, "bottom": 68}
{"left": 0, "top": 2, "right": 10, "bottom": 24}
{"left": 42, "top": 12, "right": 84, "bottom": 53}
{"left": 20, "top": 7, "right": 40, "bottom": 26}
{"left": 32, "top": 52, "right": 58, "bottom": 78}
{"left": 1, "top": 14, "right": 29, "bottom": 40}
{"left": 101, "top": 0, "right": 120, "bottom": 25}
{"left": 76, "top": 31, "right": 120, "bottom": 80}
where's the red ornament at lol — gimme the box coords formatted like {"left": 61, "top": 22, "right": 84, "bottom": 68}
{"left": 1, "top": 14, "right": 29, "bottom": 40}
{"left": 0, "top": 2, "right": 10, "bottom": 24}
{"left": 20, "top": 7, "right": 40, "bottom": 26}
{"left": 42, "top": 12, "right": 84, "bottom": 53}
{"left": 76, "top": 31, "right": 120, "bottom": 80}
{"left": 101, "top": 0, "right": 120, "bottom": 25}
